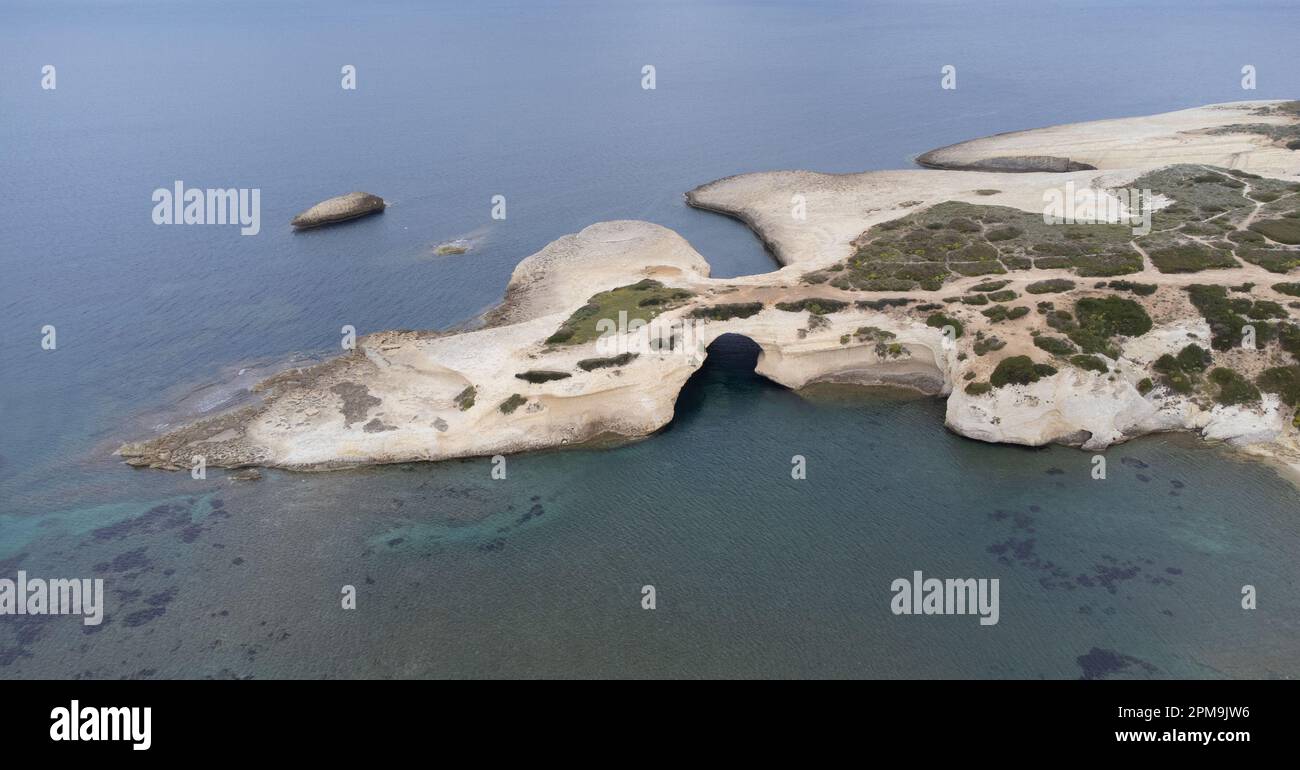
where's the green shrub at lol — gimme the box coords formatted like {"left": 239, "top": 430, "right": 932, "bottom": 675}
{"left": 689, "top": 302, "right": 764, "bottom": 321}
{"left": 970, "top": 279, "right": 1010, "bottom": 292}
{"left": 1045, "top": 310, "right": 1076, "bottom": 332}
{"left": 965, "top": 381, "right": 992, "bottom": 395}
{"left": 1137, "top": 377, "right": 1154, "bottom": 395}
{"left": 577, "top": 353, "right": 638, "bottom": 371}
{"left": 774, "top": 297, "right": 849, "bottom": 314}
{"left": 926, "top": 313, "right": 964, "bottom": 338}
{"left": 1187, "top": 284, "right": 1276, "bottom": 350}
{"left": 1247, "top": 300, "right": 1287, "bottom": 319}
{"left": 854, "top": 326, "right": 896, "bottom": 342}
{"left": 1152, "top": 354, "right": 1181, "bottom": 375}
{"left": 1070, "top": 354, "right": 1108, "bottom": 373}
{"left": 973, "top": 336, "right": 1006, "bottom": 355}
{"left": 1273, "top": 282, "right": 1300, "bottom": 297}
{"left": 1105, "top": 280, "right": 1158, "bottom": 296}
{"left": 1161, "top": 369, "right": 1194, "bottom": 394}
{"left": 1061, "top": 295, "right": 1150, "bottom": 356}
{"left": 454, "top": 385, "right": 476, "bottom": 411}
{"left": 1034, "top": 335, "right": 1076, "bottom": 356}
{"left": 1209, "top": 367, "right": 1260, "bottom": 405}
{"left": 499, "top": 394, "right": 527, "bottom": 414}
{"left": 981, "top": 305, "right": 1029, "bottom": 323}
{"left": 515, "top": 370, "right": 571, "bottom": 383}
{"left": 990, "top": 356, "right": 1057, "bottom": 388}
{"left": 961, "top": 294, "right": 989, "bottom": 305}
{"left": 1258, "top": 366, "right": 1300, "bottom": 406}
{"left": 1074, "top": 296, "right": 1153, "bottom": 337}
{"left": 856, "top": 297, "right": 913, "bottom": 310}
{"left": 1174, "top": 344, "right": 1211, "bottom": 372}
{"left": 1151, "top": 349, "right": 1200, "bottom": 395}
{"left": 986, "top": 290, "right": 1018, "bottom": 303}
{"left": 1025, "top": 278, "right": 1076, "bottom": 294}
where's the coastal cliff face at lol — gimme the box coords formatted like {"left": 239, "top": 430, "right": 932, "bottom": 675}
{"left": 120, "top": 101, "right": 1300, "bottom": 479}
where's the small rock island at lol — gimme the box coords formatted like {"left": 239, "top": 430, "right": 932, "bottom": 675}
{"left": 291, "top": 191, "right": 386, "bottom": 229}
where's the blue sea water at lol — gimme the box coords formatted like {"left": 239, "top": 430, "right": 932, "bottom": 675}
{"left": 1, "top": 0, "right": 1298, "bottom": 678}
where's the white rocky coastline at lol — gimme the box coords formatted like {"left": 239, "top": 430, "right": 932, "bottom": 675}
{"left": 119, "top": 101, "right": 1300, "bottom": 483}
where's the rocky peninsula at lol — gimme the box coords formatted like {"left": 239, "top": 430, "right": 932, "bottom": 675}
{"left": 120, "top": 101, "right": 1300, "bottom": 480}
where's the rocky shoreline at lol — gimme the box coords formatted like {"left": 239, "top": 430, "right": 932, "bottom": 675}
{"left": 119, "top": 101, "right": 1300, "bottom": 482}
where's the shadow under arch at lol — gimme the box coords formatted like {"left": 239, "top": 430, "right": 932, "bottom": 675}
{"left": 667, "top": 333, "right": 788, "bottom": 430}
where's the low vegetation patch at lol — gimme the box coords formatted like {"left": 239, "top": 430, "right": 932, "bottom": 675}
{"left": 981, "top": 305, "right": 1029, "bottom": 323}
{"left": 774, "top": 297, "right": 849, "bottom": 314}
{"left": 1103, "top": 279, "right": 1158, "bottom": 296}
{"left": 689, "top": 302, "right": 764, "bottom": 321}
{"left": 499, "top": 394, "right": 527, "bottom": 414}
{"left": 546, "top": 280, "right": 694, "bottom": 345}
{"left": 1209, "top": 367, "right": 1260, "bottom": 405}
{"left": 1258, "top": 365, "right": 1300, "bottom": 406}
{"left": 1149, "top": 344, "right": 1211, "bottom": 395}
{"left": 973, "top": 335, "right": 1006, "bottom": 355}
{"left": 1067, "top": 296, "right": 1152, "bottom": 356}
{"left": 1186, "top": 284, "right": 1278, "bottom": 350}
{"left": 1033, "top": 335, "right": 1076, "bottom": 356}
{"left": 1249, "top": 218, "right": 1300, "bottom": 245}
{"left": 1025, "top": 279, "right": 1075, "bottom": 294}
{"left": 577, "top": 352, "right": 638, "bottom": 371}
{"left": 925, "top": 312, "right": 964, "bottom": 338}
{"left": 1070, "top": 354, "right": 1108, "bottom": 373}
{"left": 515, "top": 370, "right": 571, "bottom": 384}
{"left": 990, "top": 356, "right": 1057, "bottom": 388}
{"left": 1175, "top": 343, "right": 1211, "bottom": 372}
{"left": 1146, "top": 242, "right": 1238, "bottom": 273}
{"left": 454, "top": 385, "right": 476, "bottom": 411}
{"left": 854, "top": 326, "right": 896, "bottom": 342}
{"left": 856, "top": 297, "right": 912, "bottom": 310}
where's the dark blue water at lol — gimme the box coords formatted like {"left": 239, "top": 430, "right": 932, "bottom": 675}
{"left": 1, "top": 0, "right": 1298, "bottom": 678}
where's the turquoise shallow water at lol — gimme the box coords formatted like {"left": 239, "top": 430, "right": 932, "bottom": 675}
{"left": 2, "top": 0, "right": 1299, "bottom": 678}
